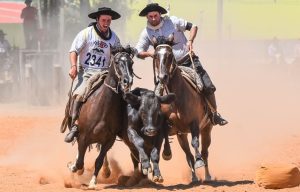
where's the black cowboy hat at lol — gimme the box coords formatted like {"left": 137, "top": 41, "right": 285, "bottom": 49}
{"left": 25, "top": 0, "right": 32, "bottom": 3}
{"left": 139, "top": 3, "right": 167, "bottom": 17}
{"left": 0, "top": 30, "right": 6, "bottom": 36}
{"left": 88, "top": 7, "right": 121, "bottom": 20}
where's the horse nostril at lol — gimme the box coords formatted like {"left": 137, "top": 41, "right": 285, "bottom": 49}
{"left": 144, "top": 127, "right": 157, "bottom": 136}
{"left": 123, "top": 78, "right": 128, "bottom": 85}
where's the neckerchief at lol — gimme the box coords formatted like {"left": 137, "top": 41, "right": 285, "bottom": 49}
{"left": 93, "top": 23, "right": 112, "bottom": 40}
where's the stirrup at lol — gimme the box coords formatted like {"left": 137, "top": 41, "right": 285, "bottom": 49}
{"left": 211, "top": 112, "right": 228, "bottom": 126}
{"left": 64, "top": 125, "right": 79, "bottom": 143}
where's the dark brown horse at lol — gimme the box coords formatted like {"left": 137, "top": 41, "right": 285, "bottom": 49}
{"left": 153, "top": 36, "right": 213, "bottom": 182}
{"left": 67, "top": 46, "right": 135, "bottom": 189}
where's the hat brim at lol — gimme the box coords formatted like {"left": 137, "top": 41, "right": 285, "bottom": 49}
{"left": 88, "top": 10, "right": 121, "bottom": 20}
{"left": 139, "top": 5, "right": 167, "bottom": 16}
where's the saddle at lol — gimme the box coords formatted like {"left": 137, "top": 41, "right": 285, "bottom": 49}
{"left": 178, "top": 66, "right": 203, "bottom": 94}
{"left": 81, "top": 70, "right": 108, "bottom": 102}
{"left": 178, "top": 66, "right": 211, "bottom": 129}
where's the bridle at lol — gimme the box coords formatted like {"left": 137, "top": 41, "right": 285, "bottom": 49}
{"left": 154, "top": 44, "right": 177, "bottom": 85}
{"left": 104, "top": 52, "right": 133, "bottom": 94}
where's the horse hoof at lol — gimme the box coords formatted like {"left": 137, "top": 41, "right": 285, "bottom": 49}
{"left": 67, "top": 162, "right": 77, "bottom": 173}
{"left": 88, "top": 184, "right": 96, "bottom": 190}
{"left": 153, "top": 175, "right": 164, "bottom": 183}
{"left": 194, "top": 159, "right": 205, "bottom": 169}
{"left": 88, "top": 176, "right": 97, "bottom": 189}
{"left": 77, "top": 168, "right": 84, "bottom": 175}
{"left": 192, "top": 175, "right": 199, "bottom": 183}
{"left": 142, "top": 168, "right": 148, "bottom": 175}
{"left": 162, "top": 152, "right": 172, "bottom": 161}
{"left": 205, "top": 175, "right": 212, "bottom": 181}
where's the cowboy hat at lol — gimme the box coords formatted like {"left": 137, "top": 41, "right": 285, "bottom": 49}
{"left": 0, "top": 30, "right": 6, "bottom": 36}
{"left": 139, "top": 3, "right": 167, "bottom": 17}
{"left": 88, "top": 7, "right": 121, "bottom": 20}
{"left": 25, "top": 0, "right": 32, "bottom": 3}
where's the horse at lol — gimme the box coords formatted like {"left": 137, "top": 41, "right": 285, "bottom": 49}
{"left": 67, "top": 46, "right": 136, "bottom": 189}
{"left": 152, "top": 35, "right": 213, "bottom": 182}
{"left": 121, "top": 87, "right": 175, "bottom": 184}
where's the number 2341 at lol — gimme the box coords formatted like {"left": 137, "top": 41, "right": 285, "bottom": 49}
{"left": 84, "top": 53, "right": 106, "bottom": 67}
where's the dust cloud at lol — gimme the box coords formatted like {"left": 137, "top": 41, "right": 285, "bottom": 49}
{"left": 0, "top": 1, "right": 299, "bottom": 191}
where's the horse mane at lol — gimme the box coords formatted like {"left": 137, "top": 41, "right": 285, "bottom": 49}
{"left": 111, "top": 45, "right": 137, "bottom": 58}
{"left": 153, "top": 35, "right": 175, "bottom": 48}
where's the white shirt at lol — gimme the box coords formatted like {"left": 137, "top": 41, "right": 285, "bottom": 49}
{"left": 136, "top": 16, "right": 189, "bottom": 61}
{"left": 0, "top": 39, "right": 11, "bottom": 54}
{"left": 70, "top": 25, "right": 120, "bottom": 70}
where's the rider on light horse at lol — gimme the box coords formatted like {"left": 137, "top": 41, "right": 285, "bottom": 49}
{"left": 135, "top": 3, "right": 228, "bottom": 126}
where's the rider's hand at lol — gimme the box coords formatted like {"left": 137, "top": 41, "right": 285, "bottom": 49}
{"left": 147, "top": 51, "right": 154, "bottom": 58}
{"left": 69, "top": 65, "right": 77, "bottom": 79}
{"left": 187, "top": 40, "right": 193, "bottom": 52}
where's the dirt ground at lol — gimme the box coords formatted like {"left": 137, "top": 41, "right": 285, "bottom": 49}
{"left": 0, "top": 55, "right": 300, "bottom": 191}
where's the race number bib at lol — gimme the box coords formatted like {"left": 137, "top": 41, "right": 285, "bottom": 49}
{"left": 83, "top": 48, "right": 107, "bottom": 68}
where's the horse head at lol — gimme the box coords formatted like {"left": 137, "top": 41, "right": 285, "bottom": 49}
{"left": 124, "top": 88, "right": 175, "bottom": 137}
{"left": 110, "top": 45, "right": 136, "bottom": 93}
{"left": 152, "top": 34, "right": 175, "bottom": 85}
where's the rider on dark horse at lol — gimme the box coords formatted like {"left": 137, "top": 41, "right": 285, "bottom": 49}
{"left": 135, "top": 3, "right": 228, "bottom": 126}
{"left": 64, "top": 7, "right": 122, "bottom": 143}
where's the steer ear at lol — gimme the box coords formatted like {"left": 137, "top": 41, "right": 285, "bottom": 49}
{"left": 124, "top": 92, "right": 141, "bottom": 106}
{"left": 158, "top": 93, "right": 176, "bottom": 104}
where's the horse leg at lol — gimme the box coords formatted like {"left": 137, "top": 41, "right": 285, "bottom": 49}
{"left": 200, "top": 126, "right": 212, "bottom": 181}
{"left": 130, "top": 151, "right": 139, "bottom": 171}
{"left": 177, "top": 133, "right": 198, "bottom": 182}
{"left": 101, "top": 155, "right": 111, "bottom": 179}
{"left": 190, "top": 122, "right": 205, "bottom": 169}
{"left": 88, "top": 139, "right": 115, "bottom": 189}
{"left": 127, "top": 127, "right": 152, "bottom": 175}
{"left": 162, "top": 119, "right": 172, "bottom": 160}
{"left": 67, "top": 136, "right": 88, "bottom": 175}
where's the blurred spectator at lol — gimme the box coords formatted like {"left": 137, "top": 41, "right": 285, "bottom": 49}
{"left": 0, "top": 29, "right": 13, "bottom": 84}
{"left": 20, "top": 0, "right": 38, "bottom": 49}
{"left": 267, "top": 37, "right": 285, "bottom": 65}
{"left": 0, "top": 29, "right": 11, "bottom": 58}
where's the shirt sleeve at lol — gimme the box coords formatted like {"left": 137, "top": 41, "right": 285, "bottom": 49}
{"left": 69, "top": 29, "right": 87, "bottom": 54}
{"left": 135, "top": 29, "right": 151, "bottom": 54}
{"left": 170, "top": 16, "right": 187, "bottom": 32}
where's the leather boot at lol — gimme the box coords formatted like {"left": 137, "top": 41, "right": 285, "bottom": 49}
{"left": 64, "top": 97, "right": 82, "bottom": 143}
{"left": 206, "top": 93, "right": 228, "bottom": 126}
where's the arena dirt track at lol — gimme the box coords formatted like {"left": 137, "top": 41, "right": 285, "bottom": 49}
{"left": 0, "top": 58, "right": 300, "bottom": 191}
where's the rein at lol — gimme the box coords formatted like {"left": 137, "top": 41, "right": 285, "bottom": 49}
{"left": 103, "top": 52, "right": 131, "bottom": 94}
{"left": 104, "top": 81, "right": 119, "bottom": 94}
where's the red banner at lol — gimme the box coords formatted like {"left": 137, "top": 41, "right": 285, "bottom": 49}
{"left": 0, "top": 2, "right": 25, "bottom": 23}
